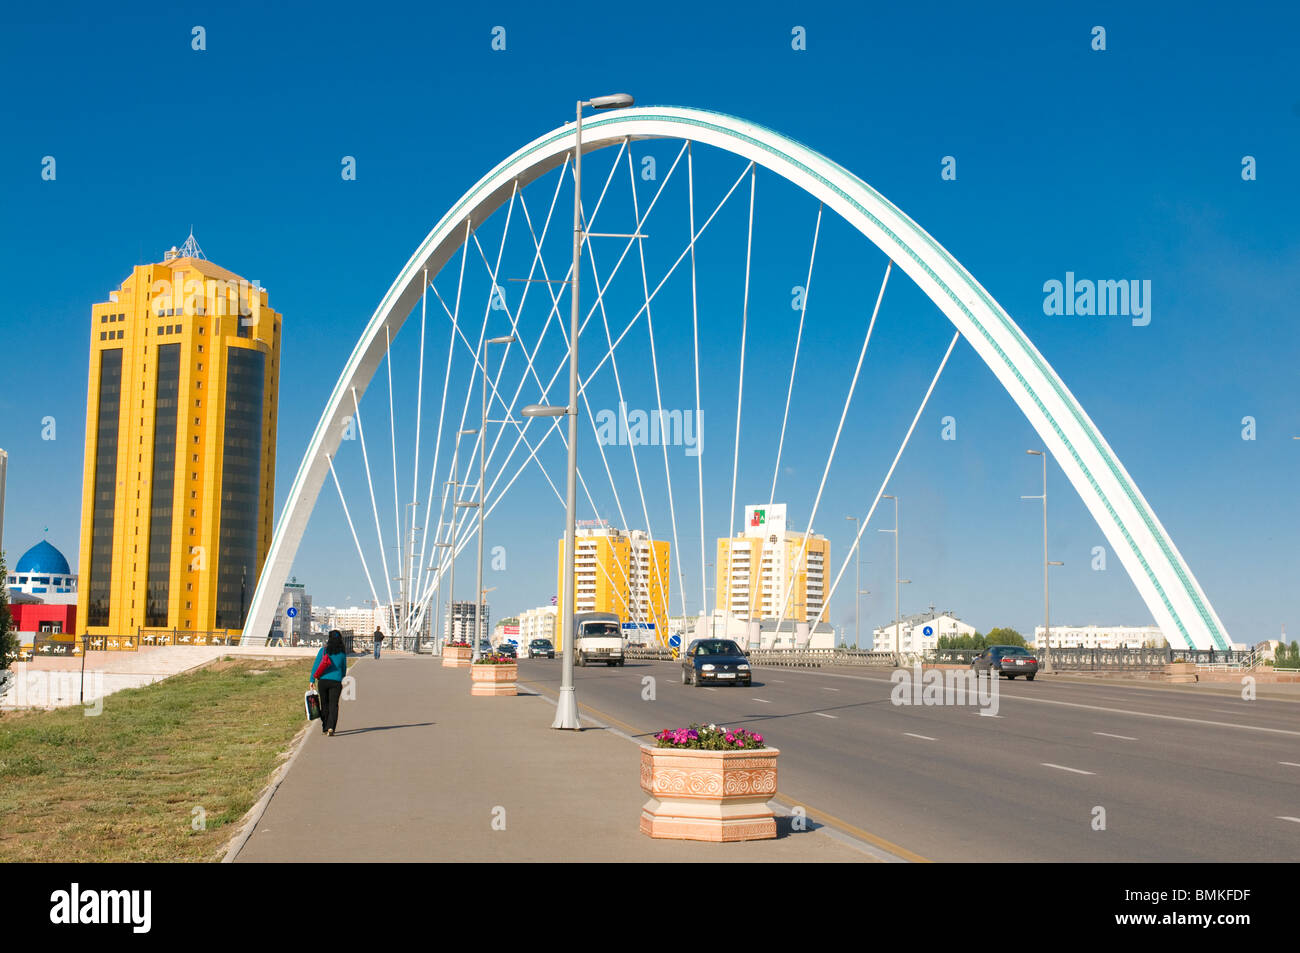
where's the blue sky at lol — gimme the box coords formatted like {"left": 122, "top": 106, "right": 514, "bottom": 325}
{"left": 2, "top": 1, "right": 1297, "bottom": 645}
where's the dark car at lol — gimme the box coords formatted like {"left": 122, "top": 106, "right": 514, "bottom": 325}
{"left": 681, "top": 638, "right": 752, "bottom": 687}
{"left": 972, "top": 645, "right": 1039, "bottom": 680}
{"left": 496, "top": 642, "right": 517, "bottom": 658}
{"left": 529, "top": 638, "right": 555, "bottom": 659}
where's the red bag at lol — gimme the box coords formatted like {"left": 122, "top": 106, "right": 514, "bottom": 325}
{"left": 313, "top": 652, "right": 335, "bottom": 679}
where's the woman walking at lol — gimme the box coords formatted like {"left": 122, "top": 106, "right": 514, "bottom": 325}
{"left": 310, "top": 630, "right": 348, "bottom": 736}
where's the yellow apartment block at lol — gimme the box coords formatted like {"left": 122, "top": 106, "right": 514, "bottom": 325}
{"left": 717, "top": 504, "right": 829, "bottom": 623}
{"left": 76, "top": 237, "right": 280, "bottom": 638}
{"left": 555, "top": 526, "right": 670, "bottom": 649}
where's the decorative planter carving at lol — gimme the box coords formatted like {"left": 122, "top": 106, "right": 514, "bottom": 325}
{"left": 1164, "top": 661, "right": 1197, "bottom": 683}
{"left": 639, "top": 745, "right": 779, "bottom": 842}
{"left": 470, "top": 662, "right": 517, "bottom": 696}
{"left": 442, "top": 644, "right": 472, "bottom": 669}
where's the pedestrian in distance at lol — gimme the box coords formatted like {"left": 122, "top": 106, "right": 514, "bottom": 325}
{"left": 373, "top": 626, "right": 385, "bottom": 659}
{"left": 310, "top": 630, "right": 348, "bottom": 736}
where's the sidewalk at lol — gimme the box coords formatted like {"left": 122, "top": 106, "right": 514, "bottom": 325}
{"left": 231, "top": 655, "right": 872, "bottom": 862}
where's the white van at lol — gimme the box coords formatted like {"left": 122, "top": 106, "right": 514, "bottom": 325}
{"left": 573, "top": 611, "right": 625, "bottom": 667}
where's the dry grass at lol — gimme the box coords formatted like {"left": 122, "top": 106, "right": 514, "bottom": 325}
{"left": 0, "top": 657, "right": 310, "bottom": 861}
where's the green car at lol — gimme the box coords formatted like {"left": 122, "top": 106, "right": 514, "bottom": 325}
{"left": 529, "top": 638, "right": 555, "bottom": 659}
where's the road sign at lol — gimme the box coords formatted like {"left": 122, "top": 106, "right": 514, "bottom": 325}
{"left": 287, "top": 607, "right": 298, "bottom": 619}
{"left": 923, "top": 625, "right": 933, "bottom": 637}
{"left": 622, "top": 622, "right": 655, "bottom": 630}
{"left": 669, "top": 635, "right": 681, "bottom": 648}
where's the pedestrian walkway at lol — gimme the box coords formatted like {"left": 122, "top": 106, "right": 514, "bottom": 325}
{"left": 232, "top": 654, "right": 872, "bottom": 862}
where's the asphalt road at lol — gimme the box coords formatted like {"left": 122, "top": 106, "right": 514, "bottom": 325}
{"left": 517, "top": 658, "right": 1300, "bottom": 862}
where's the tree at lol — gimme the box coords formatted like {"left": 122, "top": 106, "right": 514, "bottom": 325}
{"left": 0, "top": 552, "right": 16, "bottom": 670}
{"left": 986, "top": 627, "right": 1028, "bottom": 648}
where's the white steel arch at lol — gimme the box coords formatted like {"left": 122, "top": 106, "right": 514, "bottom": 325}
{"left": 242, "top": 106, "right": 1230, "bottom": 651}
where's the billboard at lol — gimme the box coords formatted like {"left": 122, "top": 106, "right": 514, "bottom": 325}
{"left": 744, "top": 503, "right": 787, "bottom": 538}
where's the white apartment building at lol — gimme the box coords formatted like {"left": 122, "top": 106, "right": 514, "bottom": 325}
{"left": 1034, "top": 624, "right": 1165, "bottom": 650}
{"left": 873, "top": 611, "right": 976, "bottom": 654}
{"left": 519, "top": 605, "right": 558, "bottom": 644}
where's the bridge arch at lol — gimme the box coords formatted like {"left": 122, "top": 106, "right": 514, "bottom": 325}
{"left": 243, "top": 106, "right": 1229, "bottom": 651}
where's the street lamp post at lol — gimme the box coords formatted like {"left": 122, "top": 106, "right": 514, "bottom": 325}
{"left": 845, "top": 515, "right": 861, "bottom": 650}
{"left": 879, "top": 495, "right": 910, "bottom": 661}
{"left": 447, "top": 428, "right": 477, "bottom": 649}
{"left": 1022, "top": 450, "right": 1063, "bottom": 671}
{"left": 474, "top": 335, "right": 515, "bottom": 663}
{"left": 522, "top": 92, "right": 634, "bottom": 731}
{"left": 431, "top": 541, "right": 452, "bottom": 652}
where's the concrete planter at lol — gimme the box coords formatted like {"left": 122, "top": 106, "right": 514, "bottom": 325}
{"left": 639, "top": 745, "right": 779, "bottom": 842}
{"left": 442, "top": 644, "right": 472, "bottom": 669}
{"left": 470, "top": 662, "right": 517, "bottom": 696}
{"left": 1165, "top": 661, "right": 1198, "bottom": 683}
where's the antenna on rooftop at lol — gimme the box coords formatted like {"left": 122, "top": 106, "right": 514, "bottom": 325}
{"left": 177, "top": 228, "right": 205, "bottom": 260}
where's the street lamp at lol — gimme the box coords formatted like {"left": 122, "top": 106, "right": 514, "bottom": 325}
{"left": 1022, "top": 450, "right": 1063, "bottom": 671}
{"left": 521, "top": 92, "right": 635, "bottom": 731}
{"left": 879, "top": 495, "right": 910, "bottom": 660}
{"left": 446, "top": 428, "right": 477, "bottom": 648}
{"left": 474, "top": 335, "right": 515, "bottom": 663}
{"left": 845, "top": 515, "right": 863, "bottom": 650}
{"left": 431, "top": 541, "right": 452, "bottom": 652}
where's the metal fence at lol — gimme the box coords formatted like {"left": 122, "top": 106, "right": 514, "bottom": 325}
{"left": 137, "top": 629, "right": 241, "bottom": 647}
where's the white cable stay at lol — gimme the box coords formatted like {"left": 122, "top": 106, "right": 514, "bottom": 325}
{"left": 772, "top": 261, "right": 892, "bottom": 642}
{"left": 809, "top": 330, "right": 962, "bottom": 637}
{"left": 768, "top": 204, "right": 822, "bottom": 508}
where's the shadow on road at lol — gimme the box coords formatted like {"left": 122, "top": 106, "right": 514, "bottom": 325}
{"left": 332, "top": 722, "right": 436, "bottom": 736}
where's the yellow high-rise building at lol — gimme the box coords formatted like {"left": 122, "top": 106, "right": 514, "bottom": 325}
{"left": 76, "top": 236, "right": 281, "bottom": 638}
{"left": 556, "top": 525, "right": 670, "bottom": 649}
{"left": 717, "top": 504, "right": 829, "bottom": 624}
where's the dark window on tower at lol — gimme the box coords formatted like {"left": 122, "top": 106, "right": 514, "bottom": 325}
{"left": 87, "top": 349, "right": 123, "bottom": 627}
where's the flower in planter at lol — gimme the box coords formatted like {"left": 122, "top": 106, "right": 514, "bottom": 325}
{"left": 446, "top": 641, "right": 472, "bottom": 648}
{"left": 655, "top": 722, "right": 765, "bottom": 750}
{"left": 472, "top": 653, "right": 515, "bottom": 665}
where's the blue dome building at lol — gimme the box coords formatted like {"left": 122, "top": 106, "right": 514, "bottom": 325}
{"left": 8, "top": 540, "right": 77, "bottom": 596}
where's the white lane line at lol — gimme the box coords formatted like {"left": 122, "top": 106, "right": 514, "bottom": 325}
{"left": 1280, "top": 761, "right": 1300, "bottom": 768}
{"left": 822, "top": 687, "right": 840, "bottom": 692}
{"left": 1210, "top": 708, "right": 1250, "bottom": 715}
{"left": 703, "top": 687, "right": 717, "bottom": 692}
{"left": 752, "top": 698, "right": 772, "bottom": 704}
{"left": 753, "top": 666, "right": 1300, "bottom": 736}
{"left": 1042, "top": 762, "right": 1095, "bottom": 776}
{"left": 904, "top": 732, "right": 936, "bottom": 741}
{"left": 814, "top": 712, "right": 838, "bottom": 719}
{"left": 1094, "top": 731, "right": 1138, "bottom": 741}
{"left": 976, "top": 712, "right": 1002, "bottom": 718}
{"left": 1278, "top": 816, "right": 1300, "bottom": 824}
{"left": 769, "top": 679, "right": 785, "bottom": 683}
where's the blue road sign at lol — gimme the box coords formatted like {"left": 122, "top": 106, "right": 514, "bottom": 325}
{"left": 669, "top": 635, "right": 681, "bottom": 648}
{"left": 923, "top": 625, "right": 933, "bottom": 637}
{"left": 287, "top": 607, "right": 298, "bottom": 619}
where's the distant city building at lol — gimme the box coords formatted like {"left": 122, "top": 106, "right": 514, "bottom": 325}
{"left": 7, "top": 540, "right": 78, "bottom": 599}
{"left": 704, "top": 610, "right": 834, "bottom": 649}
{"left": 518, "top": 605, "right": 557, "bottom": 645}
{"left": 1034, "top": 624, "right": 1165, "bottom": 650}
{"left": 76, "top": 236, "right": 282, "bottom": 638}
{"left": 268, "top": 578, "right": 312, "bottom": 645}
{"left": 873, "top": 610, "right": 976, "bottom": 654}
{"left": 446, "top": 600, "right": 490, "bottom": 643}
{"left": 716, "top": 504, "right": 829, "bottom": 625}
{"left": 323, "top": 605, "right": 385, "bottom": 637}
{"left": 557, "top": 525, "right": 670, "bottom": 647}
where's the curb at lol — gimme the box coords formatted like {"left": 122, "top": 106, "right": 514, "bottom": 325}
{"left": 220, "top": 719, "right": 314, "bottom": 863}
{"left": 220, "top": 657, "right": 366, "bottom": 862}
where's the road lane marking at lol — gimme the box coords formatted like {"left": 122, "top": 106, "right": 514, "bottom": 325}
{"left": 1280, "top": 762, "right": 1300, "bottom": 768}
{"left": 904, "top": 732, "right": 936, "bottom": 741}
{"left": 776, "top": 791, "right": 931, "bottom": 863}
{"left": 752, "top": 698, "right": 772, "bottom": 704}
{"left": 1278, "top": 817, "right": 1300, "bottom": 824}
{"left": 769, "top": 679, "right": 785, "bottom": 683}
{"left": 1042, "top": 762, "right": 1095, "bottom": 775}
{"left": 822, "top": 687, "right": 840, "bottom": 692}
{"left": 814, "top": 712, "right": 838, "bottom": 719}
{"left": 1094, "top": 731, "right": 1138, "bottom": 741}
{"left": 704, "top": 687, "right": 717, "bottom": 692}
